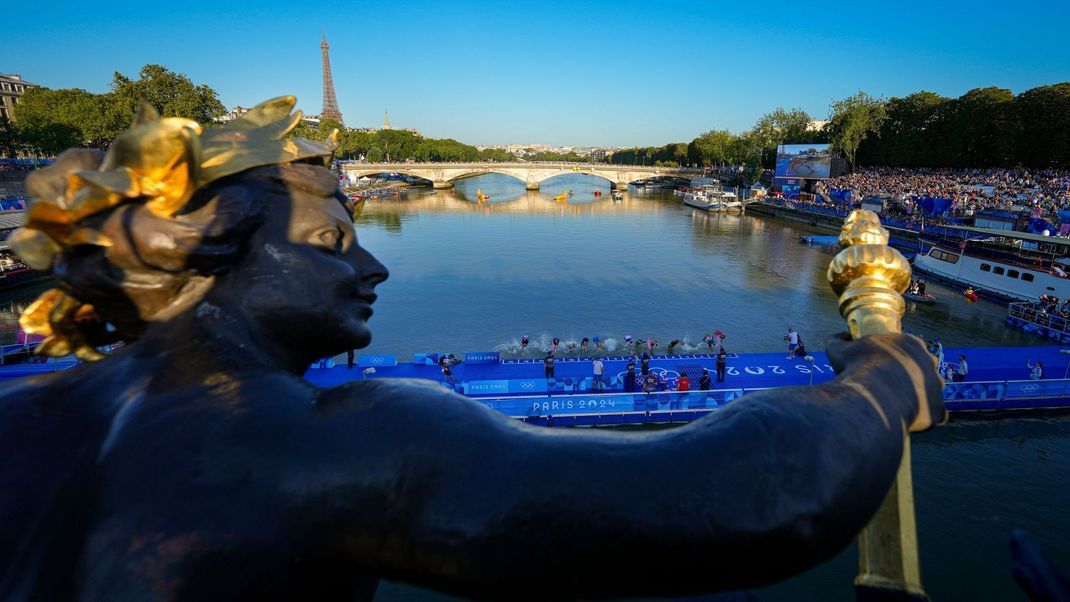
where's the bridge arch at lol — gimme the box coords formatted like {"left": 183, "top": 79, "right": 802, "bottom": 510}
{"left": 446, "top": 170, "right": 527, "bottom": 187}
{"left": 537, "top": 171, "right": 614, "bottom": 187}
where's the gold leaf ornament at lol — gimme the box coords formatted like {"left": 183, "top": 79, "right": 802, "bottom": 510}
{"left": 14, "top": 95, "right": 338, "bottom": 362}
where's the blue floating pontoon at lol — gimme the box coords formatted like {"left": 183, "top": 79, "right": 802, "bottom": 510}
{"left": 5, "top": 346, "right": 1070, "bottom": 426}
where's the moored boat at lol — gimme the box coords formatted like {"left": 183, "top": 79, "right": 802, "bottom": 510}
{"left": 903, "top": 292, "right": 937, "bottom": 304}
{"left": 911, "top": 225, "right": 1070, "bottom": 303}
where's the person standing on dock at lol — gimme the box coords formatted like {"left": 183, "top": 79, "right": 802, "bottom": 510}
{"left": 440, "top": 355, "right": 457, "bottom": 388}
{"left": 641, "top": 352, "right": 651, "bottom": 376}
{"left": 642, "top": 371, "right": 660, "bottom": 397}
{"left": 592, "top": 358, "right": 605, "bottom": 391}
{"left": 624, "top": 361, "right": 637, "bottom": 393}
{"left": 955, "top": 355, "right": 969, "bottom": 382}
{"left": 677, "top": 371, "right": 690, "bottom": 392}
{"left": 716, "top": 349, "right": 727, "bottom": 383}
{"left": 544, "top": 353, "right": 555, "bottom": 379}
{"left": 1028, "top": 359, "right": 1044, "bottom": 380}
{"left": 347, "top": 349, "right": 355, "bottom": 369}
{"left": 785, "top": 328, "right": 800, "bottom": 359}
{"left": 699, "top": 369, "right": 712, "bottom": 390}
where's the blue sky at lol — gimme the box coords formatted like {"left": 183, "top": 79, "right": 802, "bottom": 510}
{"left": 5, "top": 0, "right": 1069, "bottom": 147}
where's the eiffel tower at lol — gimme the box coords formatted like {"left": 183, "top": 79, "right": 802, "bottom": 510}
{"left": 320, "top": 34, "right": 344, "bottom": 125}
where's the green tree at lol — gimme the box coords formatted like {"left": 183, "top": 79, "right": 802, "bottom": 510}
{"left": 688, "top": 129, "right": 736, "bottom": 165}
{"left": 0, "top": 116, "right": 20, "bottom": 157}
{"left": 13, "top": 87, "right": 114, "bottom": 152}
{"left": 752, "top": 108, "right": 813, "bottom": 154}
{"left": 857, "top": 91, "right": 949, "bottom": 167}
{"left": 827, "top": 92, "right": 887, "bottom": 169}
{"left": 944, "top": 87, "right": 1016, "bottom": 167}
{"left": 109, "top": 64, "right": 225, "bottom": 127}
{"left": 1015, "top": 83, "right": 1070, "bottom": 168}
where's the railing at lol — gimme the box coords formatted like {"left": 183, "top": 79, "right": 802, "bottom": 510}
{"left": 339, "top": 160, "right": 703, "bottom": 171}
{"left": 1008, "top": 302, "right": 1070, "bottom": 335}
{"left": 476, "top": 378, "right": 1070, "bottom": 419}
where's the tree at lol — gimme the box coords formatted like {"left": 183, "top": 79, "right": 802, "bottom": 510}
{"left": 109, "top": 64, "right": 225, "bottom": 127}
{"left": 857, "top": 91, "right": 949, "bottom": 167}
{"left": 688, "top": 129, "right": 735, "bottom": 166}
{"left": 751, "top": 108, "right": 813, "bottom": 154}
{"left": 943, "top": 87, "right": 1016, "bottom": 167}
{"left": 1015, "top": 83, "right": 1070, "bottom": 168}
{"left": 13, "top": 87, "right": 114, "bottom": 153}
{"left": 827, "top": 92, "right": 887, "bottom": 169}
{"left": 0, "top": 116, "right": 19, "bottom": 158}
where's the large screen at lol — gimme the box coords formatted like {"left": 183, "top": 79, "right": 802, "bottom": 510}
{"left": 775, "top": 144, "right": 833, "bottom": 179}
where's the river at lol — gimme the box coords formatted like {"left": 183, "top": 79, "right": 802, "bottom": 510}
{"left": 353, "top": 173, "right": 1069, "bottom": 602}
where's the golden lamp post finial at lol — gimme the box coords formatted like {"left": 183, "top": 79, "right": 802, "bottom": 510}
{"left": 828, "top": 209, "right": 929, "bottom": 601}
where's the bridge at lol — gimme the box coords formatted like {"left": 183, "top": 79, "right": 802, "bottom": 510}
{"left": 341, "top": 162, "right": 705, "bottom": 190}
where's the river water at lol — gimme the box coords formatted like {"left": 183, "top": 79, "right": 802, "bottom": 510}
{"left": 353, "top": 174, "right": 1069, "bottom": 602}
{"left": 2, "top": 173, "right": 1067, "bottom": 600}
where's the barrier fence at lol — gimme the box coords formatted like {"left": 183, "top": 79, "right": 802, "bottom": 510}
{"left": 476, "top": 378, "right": 1070, "bottom": 422}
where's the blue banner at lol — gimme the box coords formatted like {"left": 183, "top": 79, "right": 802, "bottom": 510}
{"left": 357, "top": 354, "right": 397, "bottom": 368}
{"left": 478, "top": 390, "right": 746, "bottom": 417}
{"left": 464, "top": 351, "right": 500, "bottom": 364}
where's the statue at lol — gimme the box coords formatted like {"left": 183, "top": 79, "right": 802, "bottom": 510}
{"left": 0, "top": 98, "right": 945, "bottom": 601}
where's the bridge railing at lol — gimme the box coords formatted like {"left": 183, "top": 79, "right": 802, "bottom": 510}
{"left": 339, "top": 160, "right": 702, "bottom": 171}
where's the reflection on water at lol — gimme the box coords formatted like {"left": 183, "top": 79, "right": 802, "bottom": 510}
{"left": 356, "top": 173, "right": 1045, "bottom": 359}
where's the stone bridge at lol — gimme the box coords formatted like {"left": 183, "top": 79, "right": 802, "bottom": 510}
{"left": 341, "top": 162, "right": 704, "bottom": 190}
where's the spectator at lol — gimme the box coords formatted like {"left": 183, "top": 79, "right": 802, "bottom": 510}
{"left": 677, "top": 371, "right": 690, "bottom": 392}
{"left": 592, "top": 358, "right": 605, "bottom": 391}
{"left": 785, "top": 328, "right": 799, "bottom": 359}
{"left": 699, "top": 369, "right": 711, "bottom": 390}
{"left": 1028, "top": 359, "right": 1044, "bottom": 380}
{"left": 955, "top": 355, "right": 969, "bottom": 382}
{"left": 624, "top": 361, "right": 637, "bottom": 393}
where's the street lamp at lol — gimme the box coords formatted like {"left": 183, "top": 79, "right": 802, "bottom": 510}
{"left": 804, "top": 355, "right": 816, "bottom": 386}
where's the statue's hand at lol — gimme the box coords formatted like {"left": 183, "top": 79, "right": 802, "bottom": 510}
{"left": 826, "top": 333, "right": 947, "bottom": 433}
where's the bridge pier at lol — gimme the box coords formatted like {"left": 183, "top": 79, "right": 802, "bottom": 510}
{"left": 612, "top": 182, "right": 630, "bottom": 190}
{"left": 525, "top": 182, "right": 540, "bottom": 191}
{"left": 433, "top": 180, "right": 453, "bottom": 189}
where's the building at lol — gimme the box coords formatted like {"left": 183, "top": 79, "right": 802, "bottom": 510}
{"left": 0, "top": 75, "right": 35, "bottom": 122}
{"left": 217, "top": 106, "right": 252, "bottom": 123}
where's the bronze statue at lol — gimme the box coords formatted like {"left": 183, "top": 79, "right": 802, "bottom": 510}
{"left": 0, "top": 98, "right": 945, "bottom": 601}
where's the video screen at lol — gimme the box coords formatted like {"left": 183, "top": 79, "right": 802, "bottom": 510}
{"left": 775, "top": 144, "right": 833, "bottom": 179}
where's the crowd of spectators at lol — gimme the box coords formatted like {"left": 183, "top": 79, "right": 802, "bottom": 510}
{"left": 824, "top": 167, "right": 1070, "bottom": 224}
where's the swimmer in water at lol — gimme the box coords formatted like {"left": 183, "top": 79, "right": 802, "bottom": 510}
{"left": 552, "top": 337, "right": 560, "bottom": 354}
{"left": 520, "top": 335, "right": 528, "bottom": 353}
{"left": 581, "top": 337, "right": 589, "bottom": 353}
{"left": 667, "top": 339, "right": 681, "bottom": 355}
{"left": 594, "top": 336, "right": 603, "bottom": 350}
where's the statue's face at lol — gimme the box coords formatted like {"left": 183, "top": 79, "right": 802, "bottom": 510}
{"left": 225, "top": 166, "right": 388, "bottom": 360}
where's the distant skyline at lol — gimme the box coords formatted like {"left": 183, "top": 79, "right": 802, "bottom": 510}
{"left": 5, "top": 0, "right": 1069, "bottom": 147}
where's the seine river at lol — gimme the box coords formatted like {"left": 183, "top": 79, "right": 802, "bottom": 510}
{"left": 354, "top": 174, "right": 1069, "bottom": 602}
{"left": 1, "top": 173, "right": 1066, "bottom": 600}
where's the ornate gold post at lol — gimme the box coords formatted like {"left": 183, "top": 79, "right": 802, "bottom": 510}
{"left": 828, "top": 210, "right": 929, "bottom": 601}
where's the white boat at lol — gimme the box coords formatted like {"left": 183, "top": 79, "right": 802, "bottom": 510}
{"left": 912, "top": 226, "right": 1070, "bottom": 302}
{"left": 683, "top": 184, "right": 742, "bottom": 212}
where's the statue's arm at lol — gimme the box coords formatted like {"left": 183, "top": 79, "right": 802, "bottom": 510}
{"left": 302, "top": 334, "right": 943, "bottom": 600}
